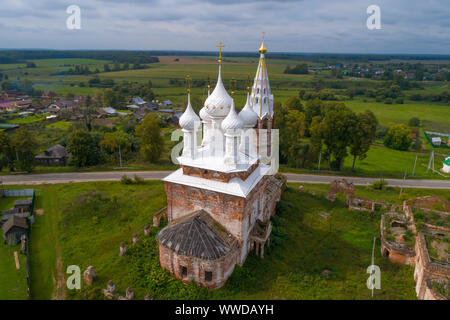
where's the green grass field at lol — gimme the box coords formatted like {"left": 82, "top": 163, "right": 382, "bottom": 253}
{"left": 22, "top": 180, "right": 450, "bottom": 300}
{"left": 0, "top": 242, "right": 28, "bottom": 300}
{"left": 281, "top": 144, "right": 448, "bottom": 180}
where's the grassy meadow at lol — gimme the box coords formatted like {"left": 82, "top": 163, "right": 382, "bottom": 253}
{"left": 20, "top": 180, "right": 449, "bottom": 300}
{"left": 0, "top": 242, "right": 28, "bottom": 300}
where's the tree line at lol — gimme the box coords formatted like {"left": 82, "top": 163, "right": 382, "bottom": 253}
{"left": 276, "top": 97, "right": 378, "bottom": 171}
{"left": 0, "top": 113, "right": 165, "bottom": 173}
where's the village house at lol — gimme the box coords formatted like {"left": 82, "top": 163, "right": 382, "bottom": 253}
{"left": 42, "top": 90, "right": 57, "bottom": 101}
{"left": 0, "top": 99, "right": 14, "bottom": 112}
{"left": 1, "top": 90, "right": 19, "bottom": 100}
{"left": 35, "top": 144, "right": 70, "bottom": 166}
{"left": 47, "top": 100, "right": 79, "bottom": 113}
{"left": 132, "top": 97, "right": 147, "bottom": 106}
{"left": 99, "top": 107, "right": 118, "bottom": 117}
{"left": 2, "top": 215, "right": 28, "bottom": 245}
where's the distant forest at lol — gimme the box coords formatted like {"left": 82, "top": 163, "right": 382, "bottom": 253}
{"left": 0, "top": 49, "right": 450, "bottom": 64}
{"left": 0, "top": 50, "right": 160, "bottom": 64}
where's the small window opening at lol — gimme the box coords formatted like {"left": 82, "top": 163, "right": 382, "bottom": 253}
{"left": 180, "top": 265, "right": 187, "bottom": 277}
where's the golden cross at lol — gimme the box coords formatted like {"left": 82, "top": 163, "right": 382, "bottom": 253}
{"left": 262, "top": 31, "right": 265, "bottom": 42}
{"left": 207, "top": 74, "right": 211, "bottom": 89}
{"left": 186, "top": 75, "right": 191, "bottom": 93}
{"left": 247, "top": 74, "right": 251, "bottom": 93}
{"left": 216, "top": 41, "right": 224, "bottom": 64}
{"left": 230, "top": 78, "right": 236, "bottom": 97}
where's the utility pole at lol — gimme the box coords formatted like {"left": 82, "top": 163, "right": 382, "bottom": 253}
{"left": 371, "top": 236, "right": 376, "bottom": 298}
{"left": 118, "top": 144, "right": 123, "bottom": 168}
{"left": 399, "top": 170, "right": 407, "bottom": 198}
{"left": 427, "top": 150, "right": 434, "bottom": 172}
{"left": 318, "top": 151, "right": 322, "bottom": 171}
{"left": 412, "top": 154, "right": 418, "bottom": 177}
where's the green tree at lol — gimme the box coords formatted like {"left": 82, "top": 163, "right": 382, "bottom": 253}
{"left": 309, "top": 115, "right": 322, "bottom": 159}
{"left": 283, "top": 96, "right": 304, "bottom": 112}
{"left": 67, "top": 130, "right": 101, "bottom": 167}
{"left": 349, "top": 110, "right": 378, "bottom": 171}
{"left": 11, "top": 128, "right": 39, "bottom": 172}
{"left": 304, "top": 99, "right": 323, "bottom": 135}
{"left": 81, "top": 95, "right": 97, "bottom": 131}
{"left": 99, "top": 131, "right": 132, "bottom": 165}
{"left": 283, "top": 110, "right": 306, "bottom": 168}
{"left": 0, "top": 131, "right": 15, "bottom": 171}
{"left": 135, "top": 114, "right": 164, "bottom": 163}
{"left": 384, "top": 124, "right": 412, "bottom": 151}
{"left": 408, "top": 117, "right": 420, "bottom": 127}
{"left": 320, "top": 104, "right": 357, "bottom": 170}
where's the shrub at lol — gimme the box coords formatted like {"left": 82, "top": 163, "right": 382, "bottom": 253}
{"left": 133, "top": 174, "right": 144, "bottom": 184}
{"left": 384, "top": 124, "right": 412, "bottom": 151}
{"left": 121, "top": 174, "right": 133, "bottom": 184}
{"left": 372, "top": 178, "right": 387, "bottom": 190}
{"left": 408, "top": 117, "right": 420, "bottom": 127}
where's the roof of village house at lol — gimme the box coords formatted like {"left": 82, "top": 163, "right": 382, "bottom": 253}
{"left": 157, "top": 210, "right": 237, "bottom": 260}
{"left": 14, "top": 198, "right": 32, "bottom": 206}
{"left": 50, "top": 100, "right": 77, "bottom": 108}
{"left": 132, "top": 97, "right": 146, "bottom": 105}
{"left": 42, "top": 91, "right": 57, "bottom": 97}
{"left": 36, "top": 144, "right": 68, "bottom": 159}
{"left": 2, "top": 215, "right": 28, "bottom": 235}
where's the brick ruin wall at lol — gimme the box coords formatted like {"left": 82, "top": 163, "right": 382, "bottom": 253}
{"left": 347, "top": 196, "right": 390, "bottom": 212}
{"left": 159, "top": 243, "right": 238, "bottom": 290}
{"left": 380, "top": 215, "right": 416, "bottom": 265}
{"left": 414, "top": 233, "right": 450, "bottom": 300}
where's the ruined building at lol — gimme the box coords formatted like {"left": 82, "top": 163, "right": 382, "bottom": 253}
{"left": 157, "top": 36, "right": 283, "bottom": 289}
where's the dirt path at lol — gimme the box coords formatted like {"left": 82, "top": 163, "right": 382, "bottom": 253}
{"left": 51, "top": 249, "right": 66, "bottom": 300}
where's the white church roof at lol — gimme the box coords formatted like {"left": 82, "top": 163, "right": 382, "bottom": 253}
{"left": 179, "top": 93, "right": 200, "bottom": 130}
{"left": 221, "top": 100, "right": 243, "bottom": 131}
{"left": 239, "top": 93, "right": 258, "bottom": 127}
{"left": 204, "top": 65, "right": 233, "bottom": 118}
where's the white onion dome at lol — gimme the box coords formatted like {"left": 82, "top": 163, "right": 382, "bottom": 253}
{"left": 204, "top": 66, "right": 233, "bottom": 118}
{"left": 179, "top": 93, "right": 200, "bottom": 130}
{"left": 221, "top": 100, "right": 243, "bottom": 131}
{"left": 199, "top": 106, "right": 211, "bottom": 122}
{"left": 239, "top": 93, "right": 258, "bottom": 128}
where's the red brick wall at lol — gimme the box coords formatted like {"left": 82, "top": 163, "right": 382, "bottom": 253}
{"left": 159, "top": 243, "right": 238, "bottom": 290}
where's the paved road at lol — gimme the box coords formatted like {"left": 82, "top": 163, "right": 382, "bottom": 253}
{"left": 0, "top": 170, "right": 449, "bottom": 189}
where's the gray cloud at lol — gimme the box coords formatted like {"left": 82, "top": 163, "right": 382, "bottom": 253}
{"left": 0, "top": 0, "right": 448, "bottom": 53}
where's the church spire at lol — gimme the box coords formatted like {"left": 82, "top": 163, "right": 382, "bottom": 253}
{"left": 259, "top": 31, "right": 267, "bottom": 54}
{"left": 250, "top": 32, "right": 273, "bottom": 119}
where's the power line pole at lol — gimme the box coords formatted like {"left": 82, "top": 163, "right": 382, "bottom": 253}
{"left": 412, "top": 154, "right": 418, "bottom": 177}
{"left": 317, "top": 151, "right": 322, "bottom": 171}
{"left": 118, "top": 144, "right": 123, "bottom": 168}
{"left": 427, "top": 150, "right": 434, "bottom": 172}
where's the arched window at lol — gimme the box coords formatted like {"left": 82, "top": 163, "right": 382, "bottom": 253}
{"left": 263, "top": 97, "right": 267, "bottom": 103}
{"left": 256, "top": 97, "right": 259, "bottom": 104}
{"left": 257, "top": 88, "right": 260, "bottom": 94}
{"left": 263, "top": 88, "right": 266, "bottom": 94}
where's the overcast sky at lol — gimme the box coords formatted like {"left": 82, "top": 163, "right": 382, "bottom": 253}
{"left": 0, "top": 0, "right": 449, "bottom": 54}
